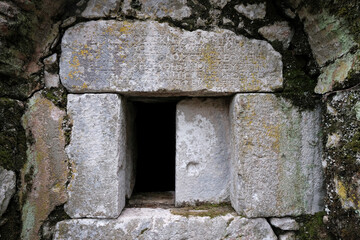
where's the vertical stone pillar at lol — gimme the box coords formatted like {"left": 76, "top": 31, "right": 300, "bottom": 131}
{"left": 65, "top": 94, "right": 126, "bottom": 218}
{"left": 176, "top": 98, "right": 230, "bottom": 206}
{"left": 230, "top": 94, "right": 324, "bottom": 217}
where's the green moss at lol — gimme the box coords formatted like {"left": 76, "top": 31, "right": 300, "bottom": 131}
{"left": 170, "top": 202, "right": 235, "bottom": 218}
{"left": 296, "top": 212, "right": 334, "bottom": 240}
{"left": 41, "top": 87, "right": 67, "bottom": 109}
{"left": 0, "top": 98, "right": 27, "bottom": 171}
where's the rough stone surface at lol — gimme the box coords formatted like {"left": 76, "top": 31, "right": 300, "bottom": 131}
{"left": 81, "top": 0, "right": 120, "bottom": 18}
{"left": 54, "top": 208, "right": 277, "bottom": 240}
{"left": 210, "top": 0, "right": 231, "bottom": 9}
{"left": 269, "top": 217, "right": 299, "bottom": 230}
{"left": 65, "top": 94, "right": 126, "bottom": 218}
{"left": 298, "top": 7, "right": 357, "bottom": 67}
{"left": 140, "top": 0, "right": 191, "bottom": 20}
{"left": 21, "top": 92, "right": 69, "bottom": 240}
{"left": 44, "top": 53, "right": 60, "bottom": 88}
{"left": 0, "top": 166, "right": 15, "bottom": 217}
{"left": 258, "top": 21, "right": 294, "bottom": 49}
{"left": 279, "top": 232, "right": 296, "bottom": 240}
{"left": 315, "top": 51, "right": 360, "bottom": 94}
{"left": 176, "top": 98, "right": 230, "bottom": 205}
{"left": 234, "top": 3, "right": 266, "bottom": 20}
{"left": 60, "top": 20, "right": 283, "bottom": 95}
{"left": 230, "top": 94, "right": 324, "bottom": 217}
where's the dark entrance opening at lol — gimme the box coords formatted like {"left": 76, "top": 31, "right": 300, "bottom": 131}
{"left": 133, "top": 101, "right": 176, "bottom": 193}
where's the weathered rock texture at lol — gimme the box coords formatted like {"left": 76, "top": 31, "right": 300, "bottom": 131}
{"left": 176, "top": 98, "right": 230, "bottom": 205}
{"left": 0, "top": 166, "right": 16, "bottom": 217}
{"left": 65, "top": 94, "right": 126, "bottom": 218}
{"left": 82, "top": 0, "right": 120, "bottom": 18}
{"left": 60, "top": 20, "right": 283, "bottom": 95}
{"left": 21, "top": 92, "right": 68, "bottom": 240}
{"left": 54, "top": 208, "right": 277, "bottom": 240}
{"left": 230, "top": 93, "right": 324, "bottom": 217}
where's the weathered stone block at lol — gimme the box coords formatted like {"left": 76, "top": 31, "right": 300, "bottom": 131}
{"left": 176, "top": 98, "right": 230, "bottom": 205}
{"left": 65, "top": 94, "right": 126, "bottom": 218}
{"left": 54, "top": 208, "right": 277, "bottom": 240}
{"left": 21, "top": 92, "right": 69, "bottom": 240}
{"left": 60, "top": 20, "right": 283, "bottom": 95}
{"left": 0, "top": 166, "right": 15, "bottom": 217}
{"left": 230, "top": 94, "right": 324, "bottom": 217}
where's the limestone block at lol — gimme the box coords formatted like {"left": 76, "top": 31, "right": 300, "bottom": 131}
{"left": 270, "top": 217, "right": 299, "bottom": 230}
{"left": 234, "top": 3, "right": 266, "bottom": 20}
{"left": 258, "top": 21, "right": 294, "bottom": 49}
{"left": 0, "top": 167, "right": 15, "bottom": 217}
{"left": 21, "top": 92, "right": 69, "bottom": 240}
{"left": 176, "top": 98, "right": 230, "bottom": 205}
{"left": 140, "top": 0, "right": 191, "bottom": 20}
{"left": 65, "top": 94, "right": 126, "bottom": 218}
{"left": 60, "top": 20, "right": 283, "bottom": 95}
{"left": 230, "top": 94, "right": 324, "bottom": 217}
{"left": 298, "top": 7, "right": 357, "bottom": 67}
{"left": 315, "top": 51, "right": 360, "bottom": 94}
{"left": 54, "top": 208, "right": 277, "bottom": 240}
{"left": 82, "top": 0, "right": 120, "bottom": 18}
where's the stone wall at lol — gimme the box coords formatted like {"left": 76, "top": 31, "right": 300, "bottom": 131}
{"left": 0, "top": 0, "right": 359, "bottom": 240}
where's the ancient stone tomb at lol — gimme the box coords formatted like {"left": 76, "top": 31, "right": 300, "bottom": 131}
{"left": 55, "top": 20, "right": 324, "bottom": 238}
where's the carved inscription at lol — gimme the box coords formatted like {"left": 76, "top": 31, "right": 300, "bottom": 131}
{"left": 60, "top": 20, "right": 283, "bottom": 94}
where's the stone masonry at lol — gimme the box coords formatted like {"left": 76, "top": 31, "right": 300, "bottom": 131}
{"left": 65, "top": 94, "right": 126, "bottom": 218}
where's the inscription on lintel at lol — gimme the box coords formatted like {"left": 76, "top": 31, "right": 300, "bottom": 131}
{"left": 60, "top": 20, "right": 283, "bottom": 95}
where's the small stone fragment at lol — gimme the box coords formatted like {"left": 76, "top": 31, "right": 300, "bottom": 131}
{"left": 222, "top": 17, "right": 234, "bottom": 26}
{"left": 43, "top": 53, "right": 59, "bottom": 88}
{"left": 234, "top": 3, "right": 266, "bottom": 20}
{"left": 0, "top": 167, "right": 16, "bottom": 218}
{"left": 140, "top": 0, "right": 192, "bottom": 21}
{"left": 81, "top": 0, "right": 121, "bottom": 18}
{"left": 355, "top": 101, "right": 360, "bottom": 121}
{"left": 258, "top": 21, "right": 294, "bottom": 49}
{"left": 176, "top": 98, "right": 230, "bottom": 205}
{"left": 279, "top": 232, "right": 296, "bottom": 240}
{"left": 61, "top": 16, "right": 76, "bottom": 28}
{"left": 210, "top": 0, "right": 231, "bottom": 9}
{"left": 326, "top": 133, "right": 341, "bottom": 148}
{"left": 269, "top": 217, "right": 299, "bottom": 230}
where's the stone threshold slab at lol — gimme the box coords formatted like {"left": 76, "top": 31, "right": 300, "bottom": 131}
{"left": 60, "top": 20, "right": 283, "bottom": 96}
{"left": 54, "top": 208, "right": 277, "bottom": 240}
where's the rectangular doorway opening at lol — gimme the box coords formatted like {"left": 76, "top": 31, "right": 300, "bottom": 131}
{"left": 128, "top": 100, "right": 176, "bottom": 208}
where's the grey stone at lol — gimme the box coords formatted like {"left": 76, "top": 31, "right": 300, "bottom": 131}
{"left": 258, "top": 21, "right": 294, "bottom": 49}
{"left": 21, "top": 92, "right": 69, "bottom": 240}
{"left": 140, "top": 0, "right": 192, "bottom": 20}
{"left": 230, "top": 94, "right": 324, "bottom": 217}
{"left": 298, "top": 7, "right": 357, "bottom": 67}
{"left": 61, "top": 16, "right": 77, "bottom": 28}
{"left": 269, "top": 217, "right": 299, "bottom": 230}
{"left": 315, "top": 51, "right": 360, "bottom": 94}
{"left": 210, "top": 0, "right": 231, "bottom": 9}
{"left": 176, "top": 98, "right": 230, "bottom": 206}
{"left": 44, "top": 72, "right": 60, "bottom": 88}
{"left": 65, "top": 94, "right": 126, "bottom": 218}
{"left": 54, "top": 208, "right": 277, "bottom": 240}
{"left": 81, "top": 0, "right": 120, "bottom": 18}
{"left": 234, "top": 3, "right": 266, "bottom": 20}
{"left": 279, "top": 232, "right": 296, "bottom": 240}
{"left": 60, "top": 20, "right": 283, "bottom": 95}
{"left": 0, "top": 167, "right": 15, "bottom": 218}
